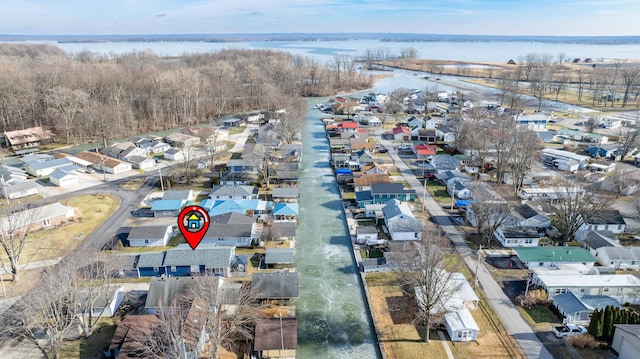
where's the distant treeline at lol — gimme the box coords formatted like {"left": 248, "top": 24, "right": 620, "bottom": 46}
{"left": 2, "top": 33, "right": 640, "bottom": 45}
{"left": 0, "top": 43, "right": 371, "bottom": 146}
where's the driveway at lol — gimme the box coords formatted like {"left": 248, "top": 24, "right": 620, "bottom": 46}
{"left": 377, "top": 135, "right": 554, "bottom": 359}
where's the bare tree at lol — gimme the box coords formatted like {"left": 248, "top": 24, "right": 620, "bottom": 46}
{"left": 45, "top": 86, "right": 89, "bottom": 144}
{"left": 395, "top": 237, "right": 462, "bottom": 344}
{"left": 488, "top": 115, "right": 515, "bottom": 184}
{"left": 470, "top": 201, "right": 510, "bottom": 246}
{"left": 552, "top": 182, "right": 613, "bottom": 244}
{"left": 510, "top": 127, "right": 542, "bottom": 195}
{"left": 249, "top": 144, "right": 275, "bottom": 189}
{"left": 0, "top": 203, "right": 39, "bottom": 282}
{"left": 620, "top": 65, "right": 640, "bottom": 108}
{"left": 618, "top": 128, "right": 640, "bottom": 160}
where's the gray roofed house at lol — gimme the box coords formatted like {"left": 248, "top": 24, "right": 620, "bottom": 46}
{"left": 272, "top": 187, "right": 300, "bottom": 201}
{"left": 594, "top": 246, "right": 640, "bottom": 270}
{"left": 575, "top": 230, "right": 619, "bottom": 253}
{"left": 163, "top": 189, "right": 195, "bottom": 201}
{"left": 202, "top": 212, "right": 261, "bottom": 247}
{"left": 251, "top": 272, "right": 299, "bottom": 301}
{"left": 22, "top": 157, "right": 78, "bottom": 176}
{"left": 136, "top": 251, "right": 166, "bottom": 275}
{"left": 553, "top": 291, "right": 621, "bottom": 325}
{"left": 580, "top": 209, "right": 626, "bottom": 234}
{"left": 271, "top": 221, "right": 297, "bottom": 240}
{"left": 0, "top": 165, "right": 28, "bottom": 185}
{"left": 382, "top": 199, "right": 423, "bottom": 241}
{"left": 210, "top": 184, "right": 258, "bottom": 200}
{"left": 145, "top": 276, "right": 220, "bottom": 313}
{"left": 264, "top": 248, "right": 295, "bottom": 268}
{"left": 127, "top": 225, "right": 173, "bottom": 247}
{"left": 1, "top": 180, "right": 38, "bottom": 199}
{"left": 254, "top": 318, "right": 297, "bottom": 357}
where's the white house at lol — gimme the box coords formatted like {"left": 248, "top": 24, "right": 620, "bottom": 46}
{"left": 164, "top": 148, "right": 185, "bottom": 161}
{"left": 515, "top": 247, "right": 595, "bottom": 270}
{"left": 382, "top": 199, "right": 423, "bottom": 241}
{"left": 49, "top": 170, "right": 78, "bottom": 187}
{"left": 494, "top": 226, "right": 540, "bottom": 247}
{"left": 79, "top": 285, "right": 125, "bottom": 319}
{"left": 579, "top": 209, "right": 626, "bottom": 234}
{"left": 2, "top": 181, "right": 38, "bottom": 199}
{"left": 594, "top": 247, "right": 640, "bottom": 270}
{"left": 612, "top": 324, "right": 640, "bottom": 359}
{"left": 355, "top": 226, "right": 379, "bottom": 245}
{"left": 127, "top": 225, "right": 174, "bottom": 247}
{"left": 532, "top": 272, "right": 640, "bottom": 303}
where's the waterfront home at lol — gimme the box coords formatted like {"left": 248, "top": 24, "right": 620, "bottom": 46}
{"left": 356, "top": 183, "right": 416, "bottom": 208}
{"left": 382, "top": 199, "right": 423, "bottom": 241}
{"left": 355, "top": 226, "right": 379, "bottom": 245}
{"left": 579, "top": 209, "right": 626, "bottom": 234}
{"left": 353, "top": 174, "right": 392, "bottom": 192}
{"left": 514, "top": 247, "right": 595, "bottom": 269}
{"left": 361, "top": 162, "right": 387, "bottom": 175}
{"left": 272, "top": 187, "right": 299, "bottom": 202}
{"left": 251, "top": 272, "right": 299, "bottom": 304}
{"left": 337, "top": 120, "right": 359, "bottom": 134}
{"left": 126, "top": 225, "right": 174, "bottom": 247}
{"left": 253, "top": 318, "right": 297, "bottom": 359}
{"left": 264, "top": 248, "right": 295, "bottom": 269}
{"left": 273, "top": 203, "right": 298, "bottom": 221}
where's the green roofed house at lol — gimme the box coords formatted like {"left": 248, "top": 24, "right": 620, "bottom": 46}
{"left": 513, "top": 246, "right": 595, "bottom": 270}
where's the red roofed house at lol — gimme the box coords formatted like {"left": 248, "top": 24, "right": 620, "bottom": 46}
{"left": 338, "top": 121, "right": 359, "bottom": 134}
{"left": 414, "top": 144, "right": 437, "bottom": 160}
{"left": 392, "top": 126, "right": 411, "bottom": 141}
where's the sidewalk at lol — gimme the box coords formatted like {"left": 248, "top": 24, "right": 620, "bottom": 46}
{"left": 378, "top": 136, "right": 553, "bottom": 359}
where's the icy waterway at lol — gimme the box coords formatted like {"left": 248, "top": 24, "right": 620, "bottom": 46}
{"left": 295, "top": 99, "right": 379, "bottom": 359}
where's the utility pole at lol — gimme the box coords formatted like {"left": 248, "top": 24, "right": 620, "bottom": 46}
{"left": 474, "top": 244, "right": 483, "bottom": 289}
{"left": 158, "top": 166, "right": 164, "bottom": 192}
{"left": 422, "top": 177, "right": 427, "bottom": 212}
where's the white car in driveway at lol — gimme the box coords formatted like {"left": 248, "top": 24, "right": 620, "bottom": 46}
{"left": 553, "top": 324, "right": 587, "bottom": 338}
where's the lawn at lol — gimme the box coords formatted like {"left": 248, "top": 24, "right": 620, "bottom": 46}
{"left": 424, "top": 180, "right": 451, "bottom": 204}
{"left": 16, "top": 194, "right": 120, "bottom": 265}
{"left": 60, "top": 320, "right": 117, "bottom": 359}
{"left": 365, "top": 269, "right": 519, "bottom": 359}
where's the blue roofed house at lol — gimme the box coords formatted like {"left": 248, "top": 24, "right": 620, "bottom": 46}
{"left": 382, "top": 199, "right": 423, "bottom": 241}
{"left": 202, "top": 212, "right": 262, "bottom": 247}
{"left": 150, "top": 199, "right": 186, "bottom": 217}
{"left": 553, "top": 291, "right": 621, "bottom": 325}
{"left": 201, "top": 199, "right": 271, "bottom": 217}
{"left": 23, "top": 157, "right": 78, "bottom": 177}
{"left": 273, "top": 203, "right": 298, "bottom": 221}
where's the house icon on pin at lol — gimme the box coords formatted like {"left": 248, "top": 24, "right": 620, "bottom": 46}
{"left": 187, "top": 213, "right": 200, "bottom": 229}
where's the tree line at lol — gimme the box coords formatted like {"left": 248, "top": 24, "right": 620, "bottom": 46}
{"left": 0, "top": 43, "right": 372, "bottom": 146}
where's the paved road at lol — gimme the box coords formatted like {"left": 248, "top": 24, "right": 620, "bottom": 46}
{"left": 377, "top": 135, "right": 554, "bottom": 359}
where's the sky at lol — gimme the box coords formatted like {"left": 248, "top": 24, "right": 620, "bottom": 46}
{"left": 1, "top": 0, "right": 639, "bottom": 36}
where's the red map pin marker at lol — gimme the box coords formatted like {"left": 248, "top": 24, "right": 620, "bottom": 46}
{"left": 177, "top": 205, "right": 210, "bottom": 250}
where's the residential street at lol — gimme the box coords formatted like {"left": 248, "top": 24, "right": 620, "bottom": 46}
{"left": 377, "top": 135, "right": 554, "bottom": 359}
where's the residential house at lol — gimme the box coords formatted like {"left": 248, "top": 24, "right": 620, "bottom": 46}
{"left": 593, "top": 247, "right": 640, "bottom": 270}
{"left": 371, "top": 183, "right": 416, "bottom": 204}
{"left": 1, "top": 181, "right": 38, "bottom": 200}
{"left": 338, "top": 120, "right": 359, "bottom": 134}
{"left": 164, "top": 189, "right": 196, "bottom": 202}
{"left": 223, "top": 118, "right": 244, "bottom": 127}
{"left": 494, "top": 226, "right": 541, "bottom": 247}
{"left": 413, "top": 144, "right": 437, "bottom": 160}
{"left": 513, "top": 204, "right": 552, "bottom": 234}
{"left": 202, "top": 212, "right": 261, "bottom": 247}
{"left": 0, "top": 165, "right": 28, "bottom": 185}
{"left": 164, "top": 148, "right": 185, "bottom": 161}
{"left": 532, "top": 272, "right": 640, "bottom": 303}
{"left": 209, "top": 184, "right": 258, "bottom": 200}
{"left": 588, "top": 144, "right": 620, "bottom": 159}
{"left": 430, "top": 155, "right": 461, "bottom": 174}
{"left": 49, "top": 170, "right": 78, "bottom": 187}
{"left": 271, "top": 187, "right": 299, "bottom": 202}
{"left": 366, "top": 117, "right": 382, "bottom": 126}
{"left": 164, "top": 133, "right": 201, "bottom": 148}
{"left": 264, "top": 248, "right": 295, "bottom": 269}
{"left": 464, "top": 183, "right": 507, "bottom": 227}
{"left": 519, "top": 186, "right": 585, "bottom": 201}
{"left": 272, "top": 162, "right": 300, "bottom": 184}
{"left": 406, "top": 116, "right": 425, "bottom": 129}
{"left": 273, "top": 203, "right": 298, "bottom": 221}
{"left": 135, "top": 139, "right": 170, "bottom": 154}
{"left": 392, "top": 126, "right": 412, "bottom": 141}
{"left": 201, "top": 199, "right": 270, "bottom": 217}
{"left": 575, "top": 230, "right": 620, "bottom": 255}
{"left": 536, "top": 131, "right": 556, "bottom": 143}
{"left": 74, "top": 151, "right": 132, "bottom": 174}
{"left": 515, "top": 113, "right": 548, "bottom": 130}
{"left": 355, "top": 226, "right": 379, "bottom": 245}
{"left": 106, "top": 315, "right": 160, "bottom": 358}
{"left": 22, "top": 157, "right": 78, "bottom": 177}
{"left": 412, "top": 128, "right": 437, "bottom": 142}
{"left": 225, "top": 158, "right": 255, "bottom": 173}
{"left": 353, "top": 174, "right": 392, "bottom": 192}
{"left": 79, "top": 284, "right": 125, "bottom": 319}
{"left": 136, "top": 245, "right": 236, "bottom": 277}
{"left": 270, "top": 221, "right": 297, "bottom": 242}
{"left": 382, "top": 199, "right": 423, "bottom": 241}
{"left": 1, "top": 126, "right": 55, "bottom": 150}
{"left": 541, "top": 148, "right": 590, "bottom": 169}
{"left": 251, "top": 272, "right": 299, "bottom": 304}
{"left": 145, "top": 276, "right": 217, "bottom": 312}
{"left": 553, "top": 291, "right": 621, "bottom": 325}
{"left": 612, "top": 324, "right": 640, "bottom": 359}
{"left": 150, "top": 199, "right": 185, "bottom": 217}
{"left": 514, "top": 247, "right": 595, "bottom": 269}
{"left": 126, "top": 155, "right": 155, "bottom": 170}
{"left": 436, "top": 126, "right": 457, "bottom": 143}
{"left": 253, "top": 318, "right": 297, "bottom": 359}
{"left": 126, "top": 225, "right": 174, "bottom": 247}
{"left": 100, "top": 141, "right": 139, "bottom": 160}
{"left": 0, "top": 202, "right": 75, "bottom": 233}
{"left": 579, "top": 209, "right": 626, "bottom": 234}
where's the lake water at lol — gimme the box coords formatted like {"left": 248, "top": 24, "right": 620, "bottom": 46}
{"left": 15, "top": 38, "right": 640, "bottom": 63}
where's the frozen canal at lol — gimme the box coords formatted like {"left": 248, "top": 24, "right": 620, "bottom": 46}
{"left": 296, "top": 99, "right": 379, "bottom": 359}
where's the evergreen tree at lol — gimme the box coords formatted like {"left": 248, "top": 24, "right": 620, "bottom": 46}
{"left": 603, "top": 305, "right": 615, "bottom": 342}
{"left": 588, "top": 308, "right": 604, "bottom": 338}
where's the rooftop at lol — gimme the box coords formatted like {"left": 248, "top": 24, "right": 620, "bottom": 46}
{"left": 514, "top": 246, "right": 595, "bottom": 263}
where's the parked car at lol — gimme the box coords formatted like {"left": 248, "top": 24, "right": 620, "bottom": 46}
{"left": 553, "top": 324, "right": 587, "bottom": 338}
{"left": 398, "top": 144, "right": 412, "bottom": 151}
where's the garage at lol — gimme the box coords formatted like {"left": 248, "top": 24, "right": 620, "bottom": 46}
{"left": 49, "top": 169, "right": 78, "bottom": 188}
